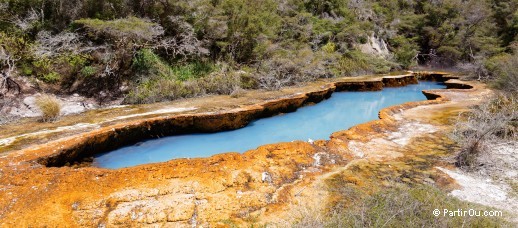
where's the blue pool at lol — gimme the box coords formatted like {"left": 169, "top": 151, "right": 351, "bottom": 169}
{"left": 93, "top": 81, "right": 446, "bottom": 168}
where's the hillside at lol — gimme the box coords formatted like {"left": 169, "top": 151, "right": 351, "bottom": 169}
{"left": 1, "top": 0, "right": 516, "bottom": 111}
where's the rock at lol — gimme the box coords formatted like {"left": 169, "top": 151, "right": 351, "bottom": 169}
{"left": 357, "top": 34, "right": 391, "bottom": 58}
{"left": 261, "top": 172, "right": 272, "bottom": 183}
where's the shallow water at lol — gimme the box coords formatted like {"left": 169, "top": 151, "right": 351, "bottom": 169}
{"left": 94, "top": 81, "right": 446, "bottom": 169}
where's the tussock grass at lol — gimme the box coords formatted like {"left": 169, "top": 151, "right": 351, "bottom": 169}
{"left": 35, "top": 94, "right": 61, "bottom": 122}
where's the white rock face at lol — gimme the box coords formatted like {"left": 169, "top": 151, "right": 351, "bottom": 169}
{"left": 357, "top": 34, "right": 391, "bottom": 58}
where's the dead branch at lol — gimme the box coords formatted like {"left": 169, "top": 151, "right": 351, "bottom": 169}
{"left": 0, "top": 47, "right": 21, "bottom": 96}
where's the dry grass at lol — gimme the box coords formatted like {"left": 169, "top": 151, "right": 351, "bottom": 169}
{"left": 451, "top": 94, "right": 517, "bottom": 169}
{"left": 35, "top": 94, "right": 61, "bottom": 122}
{"left": 291, "top": 183, "right": 511, "bottom": 227}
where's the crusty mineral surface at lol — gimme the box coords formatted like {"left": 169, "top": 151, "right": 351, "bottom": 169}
{"left": 0, "top": 73, "right": 490, "bottom": 227}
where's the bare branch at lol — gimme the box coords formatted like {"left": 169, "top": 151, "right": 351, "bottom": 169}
{"left": 33, "top": 31, "right": 81, "bottom": 58}
{"left": 11, "top": 8, "right": 41, "bottom": 31}
{"left": 0, "top": 46, "right": 21, "bottom": 96}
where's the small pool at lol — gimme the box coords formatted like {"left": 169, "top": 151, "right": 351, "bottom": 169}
{"left": 93, "top": 81, "right": 446, "bottom": 169}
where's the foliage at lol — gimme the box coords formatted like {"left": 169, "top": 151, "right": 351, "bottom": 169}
{"left": 487, "top": 52, "right": 518, "bottom": 93}
{"left": 172, "top": 62, "right": 216, "bottom": 81}
{"left": 254, "top": 47, "right": 331, "bottom": 90}
{"left": 334, "top": 50, "right": 395, "bottom": 76}
{"left": 0, "top": 0, "right": 517, "bottom": 103}
{"left": 132, "top": 48, "right": 166, "bottom": 73}
{"left": 125, "top": 57, "right": 249, "bottom": 104}
{"left": 74, "top": 17, "right": 164, "bottom": 42}
{"left": 389, "top": 36, "right": 419, "bottom": 68}
{"left": 80, "top": 66, "right": 97, "bottom": 77}
{"left": 41, "top": 72, "right": 60, "bottom": 83}
{"left": 291, "top": 184, "right": 510, "bottom": 227}
{"left": 451, "top": 95, "right": 517, "bottom": 169}
{"left": 35, "top": 94, "right": 61, "bottom": 122}
{"left": 326, "top": 185, "right": 509, "bottom": 227}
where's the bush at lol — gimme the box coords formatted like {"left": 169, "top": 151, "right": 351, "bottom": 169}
{"left": 487, "top": 53, "right": 518, "bottom": 93}
{"left": 390, "top": 35, "right": 419, "bottom": 68}
{"left": 74, "top": 17, "right": 164, "bottom": 42}
{"left": 35, "top": 94, "right": 61, "bottom": 122}
{"left": 451, "top": 95, "right": 517, "bottom": 169}
{"left": 132, "top": 48, "right": 216, "bottom": 81}
{"left": 254, "top": 48, "right": 330, "bottom": 90}
{"left": 198, "top": 71, "right": 243, "bottom": 94}
{"left": 323, "top": 185, "right": 509, "bottom": 227}
{"left": 132, "top": 48, "right": 171, "bottom": 75}
{"left": 124, "top": 67, "right": 253, "bottom": 104}
{"left": 334, "top": 50, "right": 394, "bottom": 76}
{"left": 124, "top": 78, "right": 186, "bottom": 104}
{"left": 80, "top": 66, "right": 97, "bottom": 77}
{"left": 290, "top": 182, "right": 510, "bottom": 227}
{"left": 172, "top": 62, "right": 216, "bottom": 81}
{"left": 126, "top": 49, "right": 237, "bottom": 104}
{"left": 42, "top": 72, "right": 60, "bottom": 83}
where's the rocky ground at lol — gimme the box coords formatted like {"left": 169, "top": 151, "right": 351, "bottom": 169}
{"left": 436, "top": 141, "right": 518, "bottom": 222}
{"left": 0, "top": 72, "right": 514, "bottom": 227}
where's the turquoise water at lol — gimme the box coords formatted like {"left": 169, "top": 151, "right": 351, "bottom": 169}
{"left": 94, "top": 81, "right": 446, "bottom": 169}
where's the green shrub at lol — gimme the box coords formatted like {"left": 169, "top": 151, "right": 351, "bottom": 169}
{"left": 333, "top": 50, "right": 395, "bottom": 76}
{"left": 61, "top": 54, "right": 88, "bottom": 69}
{"left": 390, "top": 36, "right": 419, "bottom": 68}
{"left": 20, "top": 62, "right": 33, "bottom": 75}
{"left": 132, "top": 48, "right": 163, "bottom": 72}
{"left": 80, "top": 66, "right": 97, "bottom": 77}
{"left": 437, "top": 46, "right": 463, "bottom": 62}
{"left": 172, "top": 62, "right": 216, "bottom": 81}
{"left": 33, "top": 58, "right": 53, "bottom": 73}
{"left": 35, "top": 94, "right": 61, "bottom": 122}
{"left": 321, "top": 42, "right": 337, "bottom": 53}
{"left": 42, "top": 72, "right": 61, "bottom": 83}
{"left": 486, "top": 53, "right": 518, "bottom": 93}
{"left": 126, "top": 49, "right": 225, "bottom": 104}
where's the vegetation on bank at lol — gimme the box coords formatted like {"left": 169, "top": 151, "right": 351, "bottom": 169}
{"left": 452, "top": 94, "right": 517, "bottom": 169}
{"left": 291, "top": 184, "right": 510, "bottom": 227}
{"left": 0, "top": 0, "right": 516, "bottom": 105}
